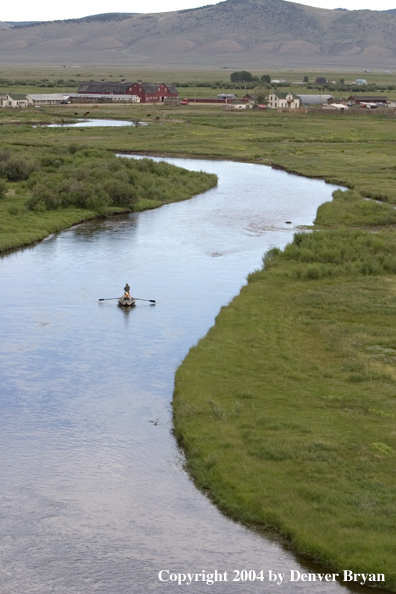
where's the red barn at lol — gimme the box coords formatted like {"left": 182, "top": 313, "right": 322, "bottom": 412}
{"left": 77, "top": 81, "right": 178, "bottom": 103}
{"left": 130, "top": 82, "right": 178, "bottom": 103}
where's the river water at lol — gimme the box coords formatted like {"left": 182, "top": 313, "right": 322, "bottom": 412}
{"left": 0, "top": 158, "right": 373, "bottom": 594}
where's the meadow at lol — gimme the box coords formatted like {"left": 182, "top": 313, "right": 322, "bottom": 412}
{"left": 1, "top": 72, "right": 396, "bottom": 589}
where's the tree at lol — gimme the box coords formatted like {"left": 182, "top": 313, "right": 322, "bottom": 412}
{"left": 260, "top": 74, "right": 271, "bottom": 83}
{"left": 303, "top": 75, "right": 309, "bottom": 83}
{"left": 230, "top": 71, "right": 253, "bottom": 83}
{"left": 255, "top": 88, "right": 267, "bottom": 104}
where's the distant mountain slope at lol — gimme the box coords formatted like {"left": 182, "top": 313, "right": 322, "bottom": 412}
{"left": 1, "top": 0, "right": 396, "bottom": 68}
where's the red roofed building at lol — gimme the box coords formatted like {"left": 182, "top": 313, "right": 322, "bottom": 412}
{"left": 77, "top": 81, "right": 178, "bottom": 103}
{"left": 130, "top": 82, "right": 178, "bottom": 103}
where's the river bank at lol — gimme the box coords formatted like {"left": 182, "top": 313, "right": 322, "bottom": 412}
{"left": 173, "top": 231, "right": 396, "bottom": 591}
{"left": 0, "top": 146, "right": 217, "bottom": 253}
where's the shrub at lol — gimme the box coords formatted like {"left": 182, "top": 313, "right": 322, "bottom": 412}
{"left": 0, "top": 179, "right": 7, "bottom": 199}
{"left": 0, "top": 156, "right": 36, "bottom": 181}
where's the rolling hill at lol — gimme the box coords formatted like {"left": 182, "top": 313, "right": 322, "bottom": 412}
{"left": 1, "top": 0, "right": 396, "bottom": 68}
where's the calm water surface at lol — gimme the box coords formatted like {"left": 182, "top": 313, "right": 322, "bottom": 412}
{"left": 0, "top": 158, "right": 372, "bottom": 594}
{"left": 45, "top": 119, "right": 147, "bottom": 127}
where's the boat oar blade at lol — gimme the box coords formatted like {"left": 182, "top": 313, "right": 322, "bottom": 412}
{"left": 98, "top": 297, "right": 120, "bottom": 301}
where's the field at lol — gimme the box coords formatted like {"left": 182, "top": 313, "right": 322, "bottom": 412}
{"left": 2, "top": 71, "right": 396, "bottom": 590}
{"left": 1, "top": 65, "right": 396, "bottom": 100}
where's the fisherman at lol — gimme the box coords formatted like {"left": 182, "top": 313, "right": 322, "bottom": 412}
{"left": 124, "top": 283, "right": 131, "bottom": 297}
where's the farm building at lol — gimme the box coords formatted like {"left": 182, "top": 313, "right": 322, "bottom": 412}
{"left": 315, "top": 77, "right": 327, "bottom": 85}
{"left": 67, "top": 93, "right": 140, "bottom": 104}
{"left": 78, "top": 81, "right": 135, "bottom": 95}
{"left": 327, "top": 97, "right": 348, "bottom": 105}
{"left": 298, "top": 94, "right": 333, "bottom": 106}
{"left": 252, "top": 104, "right": 267, "bottom": 110}
{"left": 267, "top": 92, "right": 301, "bottom": 109}
{"left": 322, "top": 104, "right": 349, "bottom": 111}
{"left": 222, "top": 100, "right": 248, "bottom": 111}
{"left": 77, "top": 81, "right": 178, "bottom": 103}
{"left": 347, "top": 95, "right": 389, "bottom": 105}
{"left": 0, "top": 93, "right": 28, "bottom": 108}
{"left": 27, "top": 94, "right": 69, "bottom": 106}
{"left": 131, "top": 83, "right": 178, "bottom": 103}
{"left": 217, "top": 93, "right": 238, "bottom": 100}
{"left": 242, "top": 94, "right": 257, "bottom": 104}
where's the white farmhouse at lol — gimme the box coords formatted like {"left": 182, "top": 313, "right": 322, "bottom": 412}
{"left": 0, "top": 93, "right": 28, "bottom": 108}
{"left": 267, "top": 91, "right": 301, "bottom": 109}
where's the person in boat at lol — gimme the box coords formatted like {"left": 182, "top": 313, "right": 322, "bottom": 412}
{"left": 124, "top": 283, "right": 131, "bottom": 297}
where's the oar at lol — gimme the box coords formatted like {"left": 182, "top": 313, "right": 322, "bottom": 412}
{"left": 99, "top": 297, "right": 156, "bottom": 304}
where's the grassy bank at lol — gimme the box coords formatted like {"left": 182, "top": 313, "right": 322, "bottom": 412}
{"left": 174, "top": 230, "right": 396, "bottom": 590}
{"left": 2, "top": 105, "right": 396, "bottom": 207}
{"left": 0, "top": 144, "right": 217, "bottom": 252}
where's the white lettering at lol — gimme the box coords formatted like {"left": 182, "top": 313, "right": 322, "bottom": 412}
{"left": 290, "top": 570, "right": 301, "bottom": 581}
{"left": 158, "top": 570, "right": 169, "bottom": 582}
{"left": 269, "top": 570, "right": 285, "bottom": 584}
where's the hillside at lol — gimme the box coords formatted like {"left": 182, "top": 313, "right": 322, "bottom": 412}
{"left": 1, "top": 0, "right": 396, "bottom": 68}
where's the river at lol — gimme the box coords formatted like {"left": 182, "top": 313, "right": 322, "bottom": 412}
{"left": 0, "top": 157, "right": 372, "bottom": 594}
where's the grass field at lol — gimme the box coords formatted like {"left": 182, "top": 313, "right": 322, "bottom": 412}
{"left": 2, "top": 75, "right": 396, "bottom": 589}
{"left": 1, "top": 66, "right": 395, "bottom": 100}
{"left": 1, "top": 103, "right": 396, "bottom": 208}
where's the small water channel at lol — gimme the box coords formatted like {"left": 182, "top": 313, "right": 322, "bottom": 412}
{"left": 0, "top": 157, "right": 374, "bottom": 594}
{"left": 45, "top": 119, "right": 148, "bottom": 127}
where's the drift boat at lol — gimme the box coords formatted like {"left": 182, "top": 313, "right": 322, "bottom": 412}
{"left": 118, "top": 295, "right": 136, "bottom": 307}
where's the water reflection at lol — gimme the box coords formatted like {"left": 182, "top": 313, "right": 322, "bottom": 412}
{"left": 0, "top": 158, "right": 378, "bottom": 594}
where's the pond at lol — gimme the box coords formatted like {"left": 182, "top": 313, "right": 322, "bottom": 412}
{"left": 0, "top": 157, "right": 372, "bottom": 594}
{"left": 44, "top": 119, "right": 148, "bottom": 127}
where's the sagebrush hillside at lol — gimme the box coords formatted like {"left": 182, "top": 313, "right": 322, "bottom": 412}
{"left": 1, "top": 0, "right": 396, "bottom": 68}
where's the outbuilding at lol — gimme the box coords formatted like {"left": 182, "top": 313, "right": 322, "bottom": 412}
{"left": 67, "top": 93, "right": 140, "bottom": 104}
{"left": 222, "top": 99, "right": 248, "bottom": 111}
{"left": 298, "top": 94, "right": 333, "bottom": 106}
{"left": 27, "top": 94, "right": 69, "bottom": 106}
{"left": 347, "top": 95, "right": 388, "bottom": 105}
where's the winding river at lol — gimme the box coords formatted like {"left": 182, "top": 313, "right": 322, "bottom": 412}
{"left": 0, "top": 157, "right": 372, "bottom": 594}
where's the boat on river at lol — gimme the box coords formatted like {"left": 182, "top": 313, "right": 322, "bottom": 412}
{"left": 118, "top": 295, "right": 136, "bottom": 307}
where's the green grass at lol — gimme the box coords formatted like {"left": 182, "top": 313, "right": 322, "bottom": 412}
{"left": 174, "top": 232, "right": 396, "bottom": 590}
{"left": 0, "top": 190, "right": 99, "bottom": 251}
{"left": 2, "top": 105, "right": 396, "bottom": 213}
